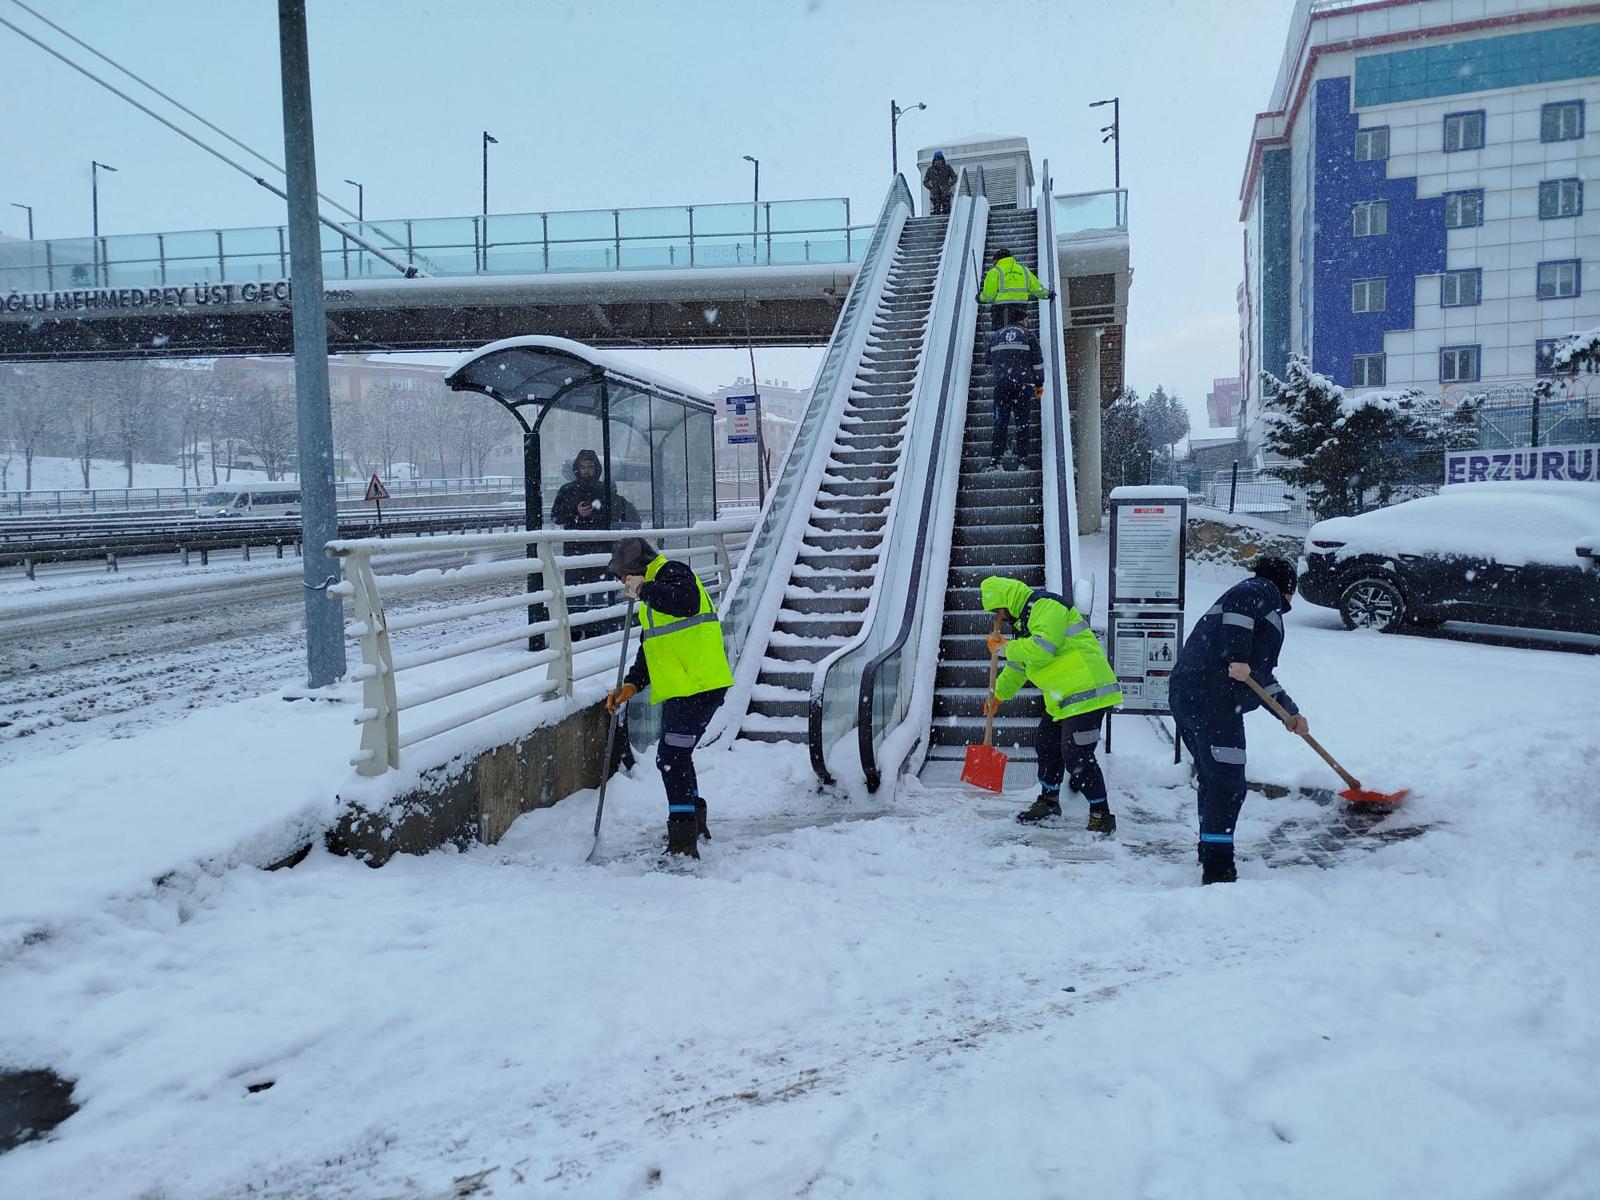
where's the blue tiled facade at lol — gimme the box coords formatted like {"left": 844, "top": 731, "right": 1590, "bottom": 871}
{"left": 1311, "top": 77, "right": 1448, "bottom": 386}
{"left": 1354, "top": 23, "right": 1600, "bottom": 106}
{"left": 1261, "top": 148, "right": 1293, "bottom": 383}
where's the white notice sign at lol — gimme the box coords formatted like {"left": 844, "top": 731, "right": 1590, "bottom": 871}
{"left": 1112, "top": 502, "right": 1183, "bottom": 603}
{"left": 1110, "top": 612, "right": 1182, "bottom": 712}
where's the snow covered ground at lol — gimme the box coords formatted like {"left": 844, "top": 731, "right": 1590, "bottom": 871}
{"left": 1, "top": 551, "right": 1596, "bottom": 1198}
{"left": 2, "top": 455, "right": 274, "bottom": 494}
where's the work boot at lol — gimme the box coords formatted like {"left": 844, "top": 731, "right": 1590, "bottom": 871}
{"left": 1086, "top": 806, "right": 1117, "bottom": 836}
{"left": 1201, "top": 862, "right": 1238, "bottom": 885}
{"left": 665, "top": 814, "right": 700, "bottom": 859}
{"left": 1016, "top": 794, "right": 1062, "bottom": 824}
{"left": 987, "top": 457, "right": 1003, "bottom": 471}
{"left": 694, "top": 797, "right": 711, "bottom": 841}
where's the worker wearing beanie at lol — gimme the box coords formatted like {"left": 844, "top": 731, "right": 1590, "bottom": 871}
{"left": 1169, "top": 557, "right": 1310, "bottom": 884}
{"left": 604, "top": 537, "right": 732, "bottom": 859}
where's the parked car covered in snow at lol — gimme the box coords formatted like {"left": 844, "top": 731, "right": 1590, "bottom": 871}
{"left": 1298, "top": 482, "right": 1600, "bottom": 636}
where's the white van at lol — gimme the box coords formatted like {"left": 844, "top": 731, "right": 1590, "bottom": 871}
{"left": 195, "top": 484, "right": 302, "bottom": 518}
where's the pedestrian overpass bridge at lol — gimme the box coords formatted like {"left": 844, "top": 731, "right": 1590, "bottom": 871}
{"left": 0, "top": 186, "right": 1128, "bottom": 371}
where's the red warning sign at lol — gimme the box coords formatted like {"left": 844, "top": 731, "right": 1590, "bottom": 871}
{"left": 364, "top": 473, "right": 391, "bottom": 502}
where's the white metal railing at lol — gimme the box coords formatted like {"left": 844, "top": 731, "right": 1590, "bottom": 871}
{"left": 324, "top": 517, "right": 755, "bottom": 776}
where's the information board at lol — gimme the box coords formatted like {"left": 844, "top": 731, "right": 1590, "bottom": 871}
{"left": 1109, "top": 496, "right": 1186, "bottom": 606}
{"left": 725, "top": 394, "right": 758, "bottom": 445}
{"left": 1109, "top": 611, "right": 1183, "bottom": 713}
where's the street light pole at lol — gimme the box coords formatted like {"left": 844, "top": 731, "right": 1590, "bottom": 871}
{"left": 9, "top": 202, "right": 32, "bottom": 240}
{"left": 889, "top": 99, "right": 926, "bottom": 180}
{"left": 91, "top": 160, "right": 117, "bottom": 285}
{"left": 742, "top": 154, "right": 759, "bottom": 260}
{"left": 343, "top": 178, "right": 364, "bottom": 223}
{"left": 1091, "top": 96, "right": 1120, "bottom": 189}
{"left": 481, "top": 130, "right": 497, "bottom": 217}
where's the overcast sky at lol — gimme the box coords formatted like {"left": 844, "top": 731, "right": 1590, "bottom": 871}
{"left": 0, "top": 0, "right": 1296, "bottom": 432}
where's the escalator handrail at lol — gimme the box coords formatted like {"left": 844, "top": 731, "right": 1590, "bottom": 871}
{"left": 1036, "top": 161, "right": 1081, "bottom": 600}
{"left": 850, "top": 172, "right": 987, "bottom": 792}
{"left": 707, "top": 174, "right": 912, "bottom": 742}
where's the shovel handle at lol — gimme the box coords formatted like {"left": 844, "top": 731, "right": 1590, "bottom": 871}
{"left": 1239, "top": 673, "right": 1361, "bottom": 791}
{"left": 982, "top": 614, "right": 1002, "bottom": 748}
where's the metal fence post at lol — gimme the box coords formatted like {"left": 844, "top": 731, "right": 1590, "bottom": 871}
{"left": 537, "top": 538, "right": 574, "bottom": 697}
{"left": 688, "top": 206, "right": 695, "bottom": 267}
{"left": 1228, "top": 461, "right": 1239, "bottom": 514}
{"left": 713, "top": 532, "right": 734, "bottom": 589}
{"left": 347, "top": 551, "right": 399, "bottom": 775}
{"left": 613, "top": 209, "right": 621, "bottom": 269}
{"left": 542, "top": 213, "right": 549, "bottom": 273}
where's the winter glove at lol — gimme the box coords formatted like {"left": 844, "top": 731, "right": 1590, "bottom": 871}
{"left": 1034, "top": 385, "right": 1045, "bottom": 401}
{"left": 1227, "top": 661, "right": 1252, "bottom": 681}
{"left": 981, "top": 693, "right": 1003, "bottom": 718}
{"left": 621, "top": 574, "right": 645, "bottom": 599}
{"left": 606, "top": 683, "right": 637, "bottom": 714}
{"left": 1283, "top": 714, "right": 1309, "bottom": 736}
{"left": 985, "top": 632, "right": 1006, "bottom": 656}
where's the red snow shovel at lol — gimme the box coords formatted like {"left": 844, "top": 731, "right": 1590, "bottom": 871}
{"left": 1241, "top": 676, "right": 1409, "bottom": 806}
{"left": 961, "top": 618, "right": 1008, "bottom": 793}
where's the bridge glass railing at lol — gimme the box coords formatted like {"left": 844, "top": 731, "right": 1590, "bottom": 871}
{"left": 1053, "top": 188, "right": 1129, "bottom": 237}
{"left": 0, "top": 197, "right": 870, "bottom": 293}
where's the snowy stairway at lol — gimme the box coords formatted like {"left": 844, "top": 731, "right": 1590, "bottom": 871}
{"left": 739, "top": 215, "right": 948, "bottom": 744}
{"left": 925, "top": 207, "right": 1047, "bottom": 765}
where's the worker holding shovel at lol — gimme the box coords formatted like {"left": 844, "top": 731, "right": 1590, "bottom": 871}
{"left": 603, "top": 537, "right": 732, "bottom": 860}
{"left": 1169, "top": 557, "right": 1307, "bottom": 885}
{"left": 979, "top": 576, "right": 1122, "bottom": 832}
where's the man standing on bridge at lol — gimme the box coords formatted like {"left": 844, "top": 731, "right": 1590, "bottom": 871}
{"left": 922, "top": 150, "right": 956, "bottom": 216}
{"left": 604, "top": 537, "right": 732, "bottom": 859}
{"left": 979, "top": 246, "right": 1053, "bottom": 327}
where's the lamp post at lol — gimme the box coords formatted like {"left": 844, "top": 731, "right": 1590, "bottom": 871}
{"left": 1090, "top": 96, "right": 1120, "bottom": 189}
{"left": 480, "top": 130, "right": 498, "bottom": 273}
{"left": 889, "top": 99, "right": 926, "bottom": 180}
{"left": 91, "top": 160, "right": 117, "bottom": 285}
{"left": 742, "top": 154, "right": 759, "bottom": 261}
{"left": 9, "top": 202, "right": 32, "bottom": 240}
{"left": 343, "top": 178, "right": 364, "bottom": 223}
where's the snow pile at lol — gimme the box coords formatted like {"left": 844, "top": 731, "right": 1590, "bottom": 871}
{"left": 1308, "top": 482, "right": 1600, "bottom": 567}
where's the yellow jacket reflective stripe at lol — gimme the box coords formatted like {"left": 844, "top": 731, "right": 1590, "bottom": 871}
{"left": 980, "top": 256, "right": 1048, "bottom": 304}
{"left": 637, "top": 555, "right": 734, "bottom": 704}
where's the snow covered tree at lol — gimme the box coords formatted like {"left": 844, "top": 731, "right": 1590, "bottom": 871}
{"left": 1260, "top": 355, "right": 1441, "bottom": 519}
{"left": 1140, "top": 385, "right": 1190, "bottom": 460}
{"left": 1550, "top": 325, "right": 1600, "bottom": 375}
{"left": 1100, "top": 386, "right": 1153, "bottom": 494}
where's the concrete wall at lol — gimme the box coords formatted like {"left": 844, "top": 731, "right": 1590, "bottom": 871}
{"left": 327, "top": 701, "right": 618, "bottom": 866}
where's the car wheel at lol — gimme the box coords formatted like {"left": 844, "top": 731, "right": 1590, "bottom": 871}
{"left": 1339, "top": 576, "right": 1407, "bottom": 632}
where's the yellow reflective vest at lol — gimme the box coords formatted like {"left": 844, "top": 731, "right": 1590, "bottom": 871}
{"left": 980, "top": 256, "right": 1048, "bottom": 305}
{"left": 981, "top": 576, "right": 1122, "bottom": 720}
{"left": 637, "top": 555, "right": 734, "bottom": 703}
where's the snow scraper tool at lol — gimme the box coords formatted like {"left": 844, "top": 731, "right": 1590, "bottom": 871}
{"left": 1241, "top": 675, "right": 1408, "bottom": 806}
{"left": 961, "top": 617, "right": 1008, "bottom": 793}
{"left": 587, "top": 599, "right": 637, "bottom": 863}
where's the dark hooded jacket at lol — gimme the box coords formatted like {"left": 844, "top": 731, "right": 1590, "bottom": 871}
{"left": 922, "top": 156, "right": 957, "bottom": 200}
{"left": 550, "top": 450, "right": 639, "bottom": 531}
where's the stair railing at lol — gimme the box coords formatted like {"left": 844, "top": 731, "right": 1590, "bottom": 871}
{"left": 705, "top": 175, "right": 913, "bottom": 744}
{"left": 1035, "top": 160, "right": 1082, "bottom": 600}
{"left": 804, "top": 169, "right": 988, "bottom": 789}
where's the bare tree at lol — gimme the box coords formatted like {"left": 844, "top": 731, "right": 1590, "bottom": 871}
{"left": 238, "top": 379, "right": 298, "bottom": 480}
{"left": 65, "top": 385, "right": 103, "bottom": 488}
{"left": 109, "top": 362, "right": 167, "bottom": 487}
{"left": 2, "top": 366, "right": 58, "bottom": 489}
{"left": 455, "top": 393, "right": 510, "bottom": 478}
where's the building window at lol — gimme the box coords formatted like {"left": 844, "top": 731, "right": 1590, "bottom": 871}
{"left": 1443, "top": 110, "right": 1485, "bottom": 152}
{"left": 1540, "top": 100, "right": 1584, "bottom": 143}
{"left": 1535, "top": 338, "right": 1567, "bottom": 377}
{"left": 1538, "top": 178, "right": 1583, "bottom": 219}
{"left": 1354, "top": 126, "right": 1390, "bottom": 161}
{"left": 1352, "top": 277, "right": 1387, "bottom": 313}
{"left": 1537, "top": 259, "right": 1580, "bottom": 300}
{"left": 1440, "top": 268, "right": 1481, "bottom": 307}
{"left": 1352, "top": 201, "right": 1389, "bottom": 237}
{"left": 1443, "top": 189, "right": 1483, "bottom": 229}
{"left": 1353, "top": 353, "right": 1386, "bottom": 387}
{"left": 1440, "top": 345, "right": 1480, "bottom": 383}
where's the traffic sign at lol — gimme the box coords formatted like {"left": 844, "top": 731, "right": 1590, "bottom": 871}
{"left": 364, "top": 473, "right": 391, "bottom": 502}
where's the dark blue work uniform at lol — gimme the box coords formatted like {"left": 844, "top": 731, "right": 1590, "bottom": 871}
{"left": 985, "top": 323, "right": 1043, "bottom": 462}
{"left": 1169, "top": 576, "right": 1299, "bottom": 876}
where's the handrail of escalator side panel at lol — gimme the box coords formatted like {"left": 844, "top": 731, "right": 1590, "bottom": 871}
{"left": 1036, "top": 162, "right": 1079, "bottom": 601}
{"left": 852, "top": 174, "right": 985, "bottom": 793}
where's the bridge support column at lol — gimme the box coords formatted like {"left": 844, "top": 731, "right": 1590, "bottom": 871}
{"left": 1070, "top": 327, "right": 1103, "bottom": 533}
